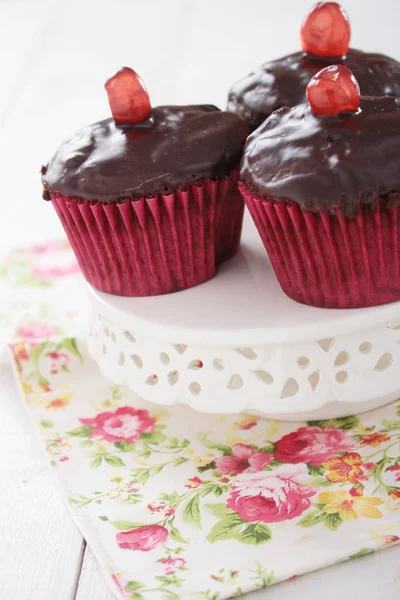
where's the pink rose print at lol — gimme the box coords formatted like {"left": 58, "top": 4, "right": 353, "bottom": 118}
{"left": 28, "top": 241, "right": 70, "bottom": 256}
{"left": 388, "top": 464, "right": 400, "bottom": 481}
{"left": 80, "top": 406, "right": 155, "bottom": 443}
{"left": 364, "top": 462, "right": 377, "bottom": 471}
{"left": 148, "top": 501, "right": 167, "bottom": 512}
{"left": 160, "top": 557, "right": 186, "bottom": 575}
{"left": 48, "top": 352, "right": 69, "bottom": 374}
{"left": 148, "top": 502, "right": 175, "bottom": 517}
{"left": 185, "top": 476, "right": 202, "bottom": 489}
{"left": 117, "top": 525, "right": 168, "bottom": 551}
{"left": 17, "top": 324, "right": 55, "bottom": 339}
{"left": 28, "top": 241, "right": 79, "bottom": 280}
{"left": 215, "top": 444, "right": 272, "bottom": 475}
{"left": 227, "top": 464, "right": 316, "bottom": 523}
{"left": 274, "top": 426, "right": 354, "bottom": 466}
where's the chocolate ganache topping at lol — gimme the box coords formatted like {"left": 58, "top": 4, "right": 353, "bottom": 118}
{"left": 42, "top": 105, "right": 250, "bottom": 202}
{"left": 228, "top": 50, "right": 400, "bottom": 129}
{"left": 240, "top": 96, "right": 400, "bottom": 216}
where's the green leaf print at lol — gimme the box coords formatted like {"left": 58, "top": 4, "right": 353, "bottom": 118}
{"left": 206, "top": 514, "right": 244, "bottom": 543}
{"left": 298, "top": 511, "right": 327, "bottom": 528}
{"left": 79, "top": 440, "right": 94, "bottom": 448}
{"left": 125, "top": 581, "right": 145, "bottom": 591}
{"left": 114, "top": 441, "right": 136, "bottom": 452}
{"left": 308, "top": 415, "right": 359, "bottom": 430}
{"left": 237, "top": 522, "right": 272, "bottom": 545}
{"left": 110, "top": 521, "right": 146, "bottom": 530}
{"left": 141, "top": 431, "right": 168, "bottom": 444}
{"left": 130, "top": 463, "right": 168, "bottom": 484}
{"left": 40, "top": 420, "right": 54, "bottom": 428}
{"left": 61, "top": 338, "right": 83, "bottom": 362}
{"left": 90, "top": 456, "right": 103, "bottom": 469}
{"left": 30, "top": 342, "right": 47, "bottom": 364}
{"left": 168, "top": 521, "right": 189, "bottom": 544}
{"left": 307, "top": 465, "right": 325, "bottom": 476}
{"left": 308, "top": 476, "right": 332, "bottom": 487}
{"left": 205, "top": 442, "right": 233, "bottom": 456}
{"left": 182, "top": 494, "right": 201, "bottom": 529}
{"left": 381, "top": 419, "right": 400, "bottom": 432}
{"left": 325, "top": 512, "right": 343, "bottom": 531}
{"left": 104, "top": 455, "right": 125, "bottom": 467}
{"left": 350, "top": 547, "right": 374, "bottom": 559}
{"left": 205, "top": 503, "right": 231, "bottom": 519}
{"left": 68, "top": 425, "right": 93, "bottom": 437}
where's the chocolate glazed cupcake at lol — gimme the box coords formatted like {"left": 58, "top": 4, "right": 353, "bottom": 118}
{"left": 228, "top": 2, "right": 400, "bottom": 130}
{"left": 240, "top": 66, "right": 400, "bottom": 309}
{"left": 42, "top": 68, "right": 250, "bottom": 297}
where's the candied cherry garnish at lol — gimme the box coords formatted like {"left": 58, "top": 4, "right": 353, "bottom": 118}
{"left": 306, "top": 65, "right": 360, "bottom": 116}
{"left": 105, "top": 67, "right": 152, "bottom": 125}
{"left": 301, "top": 2, "right": 351, "bottom": 57}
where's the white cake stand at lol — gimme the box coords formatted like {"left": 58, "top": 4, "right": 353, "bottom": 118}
{"left": 87, "top": 214, "right": 400, "bottom": 421}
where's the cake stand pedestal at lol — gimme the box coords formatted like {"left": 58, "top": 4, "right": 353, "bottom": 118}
{"left": 87, "top": 215, "right": 400, "bottom": 421}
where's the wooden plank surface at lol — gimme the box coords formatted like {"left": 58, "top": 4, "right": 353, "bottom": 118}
{"left": 0, "top": 364, "right": 85, "bottom": 599}
{"left": 1, "top": 0, "right": 400, "bottom": 598}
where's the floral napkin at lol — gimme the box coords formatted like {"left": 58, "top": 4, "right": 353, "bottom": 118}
{"left": 4, "top": 242, "right": 400, "bottom": 600}
{"left": 9, "top": 336, "right": 400, "bottom": 600}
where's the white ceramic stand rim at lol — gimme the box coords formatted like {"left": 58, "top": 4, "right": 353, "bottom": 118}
{"left": 87, "top": 215, "right": 400, "bottom": 420}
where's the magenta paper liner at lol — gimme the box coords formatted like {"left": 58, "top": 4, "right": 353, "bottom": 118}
{"left": 51, "top": 172, "right": 243, "bottom": 297}
{"left": 240, "top": 184, "right": 400, "bottom": 308}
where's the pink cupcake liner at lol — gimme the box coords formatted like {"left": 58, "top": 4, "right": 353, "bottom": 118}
{"left": 240, "top": 183, "right": 400, "bottom": 308}
{"left": 51, "top": 172, "right": 243, "bottom": 297}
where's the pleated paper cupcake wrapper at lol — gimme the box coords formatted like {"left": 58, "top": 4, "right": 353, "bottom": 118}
{"left": 241, "top": 185, "right": 400, "bottom": 309}
{"left": 8, "top": 336, "right": 400, "bottom": 600}
{"left": 51, "top": 172, "right": 244, "bottom": 297}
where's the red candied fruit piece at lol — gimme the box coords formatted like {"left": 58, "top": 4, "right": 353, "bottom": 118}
{"left": 105, "top": 67, "right": 152, "bottom": 125}
{"left": 306, "top": 65, "right": 360, "bottom": 116}
{"left": 301, "top": 2, "right": 351, "bottom": 57}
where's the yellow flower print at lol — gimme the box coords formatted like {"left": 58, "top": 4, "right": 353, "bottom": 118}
{"left": 45, "top": 392, "right": 71, "bottom": 410}
{"left": 385, "top": 496, "right": 400, "bottom": 513}
{"left": 264, "top": 421, "right": 280, "bottom": 438}
{"left": 226, "top": 435, "right": 245, "bottom": 446}
{"left": 110, "top": 470, "right": 124, "bottom": 484}
{"left": 185, "top": 448, "right": 195, "bottom": 456}
{"left": 322, "top": 452, "right": 364, "bottom": 484}
{"left": 232, "top": 416, "right": 259, "bottom": 431}
{"left": 22, "top": 381, "right": 33, "bottom": 395}
{"left": 194, "top": 457, "right": 210, "bottom": 468}
{"left": 318, "top": 490, "right": 384, "bottom": 521}
{"left": 360, "top": 432, "right": 391, "bottom": 447}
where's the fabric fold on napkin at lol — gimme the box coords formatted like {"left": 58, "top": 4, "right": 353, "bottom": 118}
{"left": 9, "top": 336, "right": 400, "bottom": 600}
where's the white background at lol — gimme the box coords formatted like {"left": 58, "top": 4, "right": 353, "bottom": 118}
{"left": 1, "top": 0, "right": 400, "bottom": 598}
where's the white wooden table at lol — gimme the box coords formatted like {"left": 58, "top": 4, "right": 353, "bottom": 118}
{"left": 1, "top": 0, "right": 400, "bottom": 597}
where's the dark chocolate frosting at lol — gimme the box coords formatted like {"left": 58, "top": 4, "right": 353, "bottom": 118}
{"left": 42, "top": 105, "right": 250, "bottom": 202}
{"left": 240, "top": 96, "right": 400, "bottom": 216}
{"left": 228, "top": 49, "right": 400, "bottom": 129}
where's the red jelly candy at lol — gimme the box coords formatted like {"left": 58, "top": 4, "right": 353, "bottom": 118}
{"left": 306, "top": 65, "right": 360, "bottom": 116}
{"left": 105, "top": 67, "right": 152, "bottom": 125}
{"left": 301, "top": 2, "right": 351, "bottom": 57}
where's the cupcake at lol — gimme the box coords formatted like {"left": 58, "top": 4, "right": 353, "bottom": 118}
{"left": 42, "top": 67, "right": 249, "bottom": 297}
{"left": 239, "top": 65, "right": 400, "bottom": 309}
{"left": 228, "top": 2, "right": 400, "bottom": 130}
